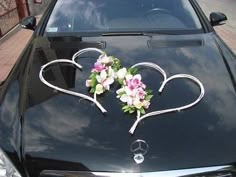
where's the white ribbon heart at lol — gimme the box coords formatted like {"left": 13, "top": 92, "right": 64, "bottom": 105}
{"left": 129, "top": 62, "right": 205, "bottom": 134}
{"left": 39, "top": 48, "right": 205, "bottom": 135}
{"left": 39, "top": 48, "right": 107, "bottom": 113}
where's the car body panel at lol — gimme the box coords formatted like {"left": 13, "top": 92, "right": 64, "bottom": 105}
{"left": 0, "top": 1, "right": 236, "bottom": 177}
{"left": 2, "top": 32, "right": 236, "bottom": 176}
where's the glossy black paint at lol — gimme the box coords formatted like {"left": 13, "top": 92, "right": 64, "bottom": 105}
{"left": 0, "top": 1, "right": 236, "bottom": 177}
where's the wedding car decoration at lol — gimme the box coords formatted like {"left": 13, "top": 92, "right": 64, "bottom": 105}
{"left": 128, "top": 62, "right": 205, "bottom": 134}
{"left": 39, "top": 48, "right": 205, "bottom": 135}
{"left": 115, "top": 68, "right": 153, "bottom": 116}
{"left": 83, "top": 53, "right": 153, "bottom": 119}
{"left": 39, "top": 48, "right": 108, "bottom": 113}
{"left": 85, "top": 53, "right": 121, "bottom": 95}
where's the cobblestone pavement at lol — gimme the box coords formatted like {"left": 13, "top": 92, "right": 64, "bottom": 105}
{"left": 0, "top": 2, "right": 236, "bottom": 83}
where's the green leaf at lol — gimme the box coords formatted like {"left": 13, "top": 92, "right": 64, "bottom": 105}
{"left": 124, "top": 105, "right": 130, "bottom": 109}
{"left": 140, "top": 108, "right": 145, "bottom": 114}
{"left": 122, "top": 105, "right": 129, "bottom": 110}
{"left": 91, "top": 77, "right": 97, "bottom": 87}
{"left": 147, "top": 89, "right": 153, "bottom": 94}
{"left": 117, "top": 79, "right": 124, "bottom": 85}
{"left": 127, "top": 68, "right": 133, "bottom": 74}
{"left": 89, "top": 72, "right": 97, "bottom": 79}
{"left": 128, "top": 67, "right": 138, "bottom": 75}
{"left": 124, "top": 109, "right": 129, "bottom": 113}
{"left": 90, "top": 88, "right": 95, "bottom": 93}
{"left": 145, "top": 94, "right": 153, "bottom": 101}
{"left": 112, "top": 58, "right": 121, "bottom": 71}
{"left": 129, "top": 109, "right": 135, "bottom": 114}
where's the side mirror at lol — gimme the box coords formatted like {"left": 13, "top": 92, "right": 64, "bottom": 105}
{"left": 210, "top": 12, "right": 227, "bottom": 26}
{"left": 20, "top": 16, "right": 36, "bottom": 30}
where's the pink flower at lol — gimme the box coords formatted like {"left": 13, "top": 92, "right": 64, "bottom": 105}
{"left": 126, "top": 74, "right": 145, "bottom": 90}
{"left": 137, "top": 88, "right": 146, "bottom": 99}
{"left": 92, "top": 62, "right": 107, "bottom": 73}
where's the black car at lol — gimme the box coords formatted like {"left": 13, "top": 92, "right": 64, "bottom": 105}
{"left": 1, "top": 0, "right": 236, "bottom": 176}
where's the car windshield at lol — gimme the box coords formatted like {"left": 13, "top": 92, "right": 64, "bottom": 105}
{"left": 45, "top": 0, "right": 202, "bottom": 35}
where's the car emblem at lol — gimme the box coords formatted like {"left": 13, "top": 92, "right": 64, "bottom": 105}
{"left": 130, "top": 139, "right": 149, "bottom": 164}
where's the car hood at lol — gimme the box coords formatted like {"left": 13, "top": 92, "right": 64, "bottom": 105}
{"left": 18, "top": 33, "right": 236, "bottom": 176}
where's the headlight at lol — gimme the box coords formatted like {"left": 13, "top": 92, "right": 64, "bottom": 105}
{"left": 0, "top": 148, "right": 21, "bottom": 177}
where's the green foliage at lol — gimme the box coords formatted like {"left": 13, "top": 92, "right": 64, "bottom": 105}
{"left": 89, "top": 72, "right": 97, "bottom": 92}
{"left": 139, "top": 107, "right": 145, "bottom": 114}
{"left": 128, "top": 68, "right": 138, "bottom": 75}
{"left": 145, "top": 94, "right": 153, "bottom": 101}
{"left": 90, "top": 88, "right": 95, "bottom": 93}
{"left": 122, "top": 105, "right": 136, "bottom": 114}
{"left": 111, "top": 57, "right": 121, "bottom": 71}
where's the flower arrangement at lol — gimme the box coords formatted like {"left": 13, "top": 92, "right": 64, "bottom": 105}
{"left": 86, "top": 53, "right": 153, "bottom": 116}
{"left": 86, "top": 53, "right": 121, "bottom": 95}
{"left": 116, "top": 68, "right": 153, "bottom": 115}
{"left": 40, "top": 47, "right": 205, "bottom": 135}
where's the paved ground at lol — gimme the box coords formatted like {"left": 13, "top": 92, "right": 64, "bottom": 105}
{"left": 0, "top": 27, "right": 33, "bottom": 82}
{"left": 197, "top": 0, "right": 236, "bottom": 53}
{"left": 0, "top": 1, "right": 236, "bottom": 83}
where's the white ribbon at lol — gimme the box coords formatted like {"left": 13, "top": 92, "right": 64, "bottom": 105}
{"left": 39, "top": 49, "right": 107, "bottom": 113}
{"left": 39, "top": 49, "right": 205, "bottom": 134}
{"left": 72, "top": 47, "right": 104, "bottom": 63}
{"left": 72, "top": 47, "right": 108, "bottom": 104}
{"left": 129, "top": 62, "right": 205, "bottom": 134}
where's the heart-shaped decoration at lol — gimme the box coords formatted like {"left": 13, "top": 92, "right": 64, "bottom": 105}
{"left": 128, "top": 62, "right": 205, "bottom": 134}
{"left": 39, "top": 48, "right": 108, "bottom": 113}
{"left": 39, "top": 48, "right": 205, "bottom": 135}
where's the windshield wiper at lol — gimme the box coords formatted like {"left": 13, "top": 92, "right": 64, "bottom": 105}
{"left": 102, "top": 32, "right": 148, "bottom": 36}
{"left": 102, "top": 31, "right": 177, "bottom": 37}
{"left": 46, "top": 31, "right": 178, "bottom": 38}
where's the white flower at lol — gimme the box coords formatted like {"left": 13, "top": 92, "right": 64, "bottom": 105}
{"left": 96, "top": 70, "right": 114, "bottom": 90}
{"left": 120, "top": 94, "right": 128, "bottom": 103}
{"left": 95, "top": 84, "right": 104, "bottom": 95}
{"left": 120, "top": 94, "right": 133, "bottom": 105}
{"left": 143, "top": 100, "right": 151, "bottom": 109}
{"left": 108, "top": 66, "right": 115, "bottom": 78}
{"left": 116, "top": 68, "right": 127, "bottom": 80}
{"left": 103, "top": 77, "right": 114, "bottom": 90}
{"left": 125, "top": 74, "right": 133, "bottom": 81}
{"left": 86, "top": 80, "right": 92, "bottom": 87}
{"left": 116, "top": 87, "right": 125, "bottom": 96}
{"left": 133, "top": 99, "right": 143, "bottom": 109}
{"left": 98, "top": 54, "right": 113, "bottom": 64}
{"left": 124, "top": 86, "right": 139, "bottom": 97}
{"left": 124, "top": 86, "right": 133, "bottom": 96}
{"left": 96, "top": 70, "right": 107, "bottom": 83}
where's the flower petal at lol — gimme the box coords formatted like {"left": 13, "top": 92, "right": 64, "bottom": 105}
{"left": 100, "top": 70, "right": 107, "bottom": 80}
{"left": 103, "top": 77, "right": 114, "bottom": 87}
{"left": 133, "top": 74, "right": 141, "bottom": 81}
{"left": 96, "top": 75, "right": 102, "bottom": 83}
{"left": 95, "top": 84, "right": 104, "bottom": 95}
{"left": 127, "top": 96, "right": 133, "bottom": 106}
{"left": 116, "top": 68, "right": 127, "bottom": 80}
{"left": 116, "top": 87, "right": 125, "bottom": 95}
{"left": 86, "top": 80, "right": 92, "bottom": 87}
{"left": 120, "top": 94, "right": 128, "bottom": 103}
